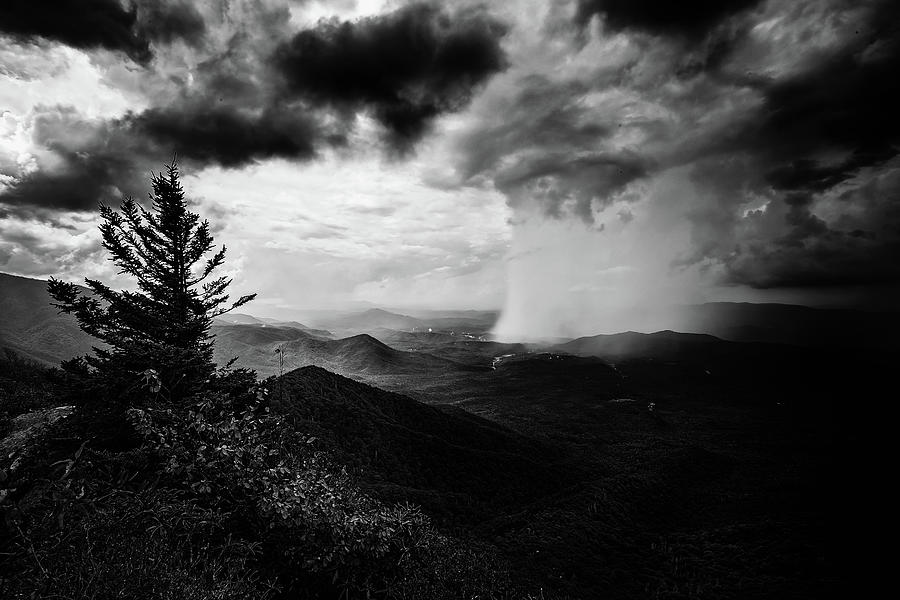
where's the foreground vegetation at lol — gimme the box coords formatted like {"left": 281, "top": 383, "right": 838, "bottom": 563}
{"left": 0, "top": 355, "right": 532, "bottom": 599}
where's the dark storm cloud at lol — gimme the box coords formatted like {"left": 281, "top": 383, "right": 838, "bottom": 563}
{"left": 131, "top": 104, "right": 320, "bottom": 167}
{"left": 1, "top": 2, "right": 508, "bottom": 215}
{"left": 729, "top": 162, "right": 900, "bottom": 289}
{"left": 706, "top": 0, "right": 900, "bottom": 288}
{"left": 751, "top": 1, "right": 900, "bottom": 193}
{"left": 0, "top": 108, "right": 145, "bottom": 214}
{"left": 0, "top": 0, "right": 206, "bottom": 63}
{"left": 444, "top": 74, "right": 646, "bottom": 221}
{"left": 565, "top": 0, "right": 900, "bottom": 290}
{"left": 0, "top": 157, "right": 131, "bottom": 215}
{"left": 575, "top": 0, "right": 762, "bottom": 39}
{"left": 685, "top": 152, "right": 900, "bottom": 291}
{"left": 0, "top": 103, "right": 323, "bottom": 213}
{"left": 453, "top": 77, "right": 613, "bottom": 181}
{"left": 272, "top": 2, "right": 508, "bottom": 151}
{"left": 437, "top": 0, "right": 899, "bottom": 296}
{"left": 136, "top": 1, "right": 206, "bottom": 47}
{"left": 725, "top": 189, "right": 900, "bottom": 288}
{"left": 495, "top": 152, "right": 648, "bottom": 221}
{"left": 0, "top": 0, "right": 150, "bottom": 62}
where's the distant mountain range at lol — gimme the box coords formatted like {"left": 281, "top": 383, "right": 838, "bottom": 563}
{"left": 213, "top": 312, "right": 333, "bottom": 338}
{"left": 254, "top": 306, "right": 500, "bottom": 337}
{"left": 0, "top": 273, "right": 97, "bottom": 364}
{"left": 212, "top": 323, "right": 476, "bottom": 379}
{"left": 556, "top": 330, "right": 724, "bottom": 360}
{"left": 3, "top": 272, "right": 898, "bottom": 372}
{"left": 318, "top": 307, "right": 426, "bottom": 333}
{"left": 680, "top": 301, "right": 900, "bottom": 351}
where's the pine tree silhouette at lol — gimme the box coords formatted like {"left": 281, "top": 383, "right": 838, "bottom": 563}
{"left": 48, "top": 159, "right": 255, "bottom": 406}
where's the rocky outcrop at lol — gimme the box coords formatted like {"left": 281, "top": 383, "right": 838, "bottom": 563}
{"left": 0, "top": 406, "right": 74, "bottom": 501}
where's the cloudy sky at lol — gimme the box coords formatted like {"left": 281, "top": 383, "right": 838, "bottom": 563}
{"left": 1, "top": 0, "right": 898, "bottom": 335}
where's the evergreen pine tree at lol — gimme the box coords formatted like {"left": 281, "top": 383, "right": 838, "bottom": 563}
{"left": 48, "top": 159, "right": 255, "bottom": 406}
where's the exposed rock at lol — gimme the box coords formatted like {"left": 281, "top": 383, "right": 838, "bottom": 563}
{"left": 0, "top": 406, "right": 74, "bottom": 475}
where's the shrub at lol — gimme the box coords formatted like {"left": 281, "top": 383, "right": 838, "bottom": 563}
{"left": 2, "top": 485, "right": 269, "bottom": 600}
{"left": 131, "top": 393, "right": 425, "bottom": 594}
{"left": 130, "top": 391, "right": 526, "bottom": 598}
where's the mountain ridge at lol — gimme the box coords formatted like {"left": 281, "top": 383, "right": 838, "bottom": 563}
{"left": 270, "top": 365, "right": 573, "bottom": 522}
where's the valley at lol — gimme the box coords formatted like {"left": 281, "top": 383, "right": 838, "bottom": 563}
{"left": 207, "top": 308, "right": 874, "bottom": 599}
{"left": 0, "top": 272, "right": 883, "bottom": 598}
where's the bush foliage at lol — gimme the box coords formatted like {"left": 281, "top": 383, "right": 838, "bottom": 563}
{"left": 128, "top": 389, "right": 523, "bottom": 598}
{"left": 2, "top": 384, "right": 529, "bottom": 599}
